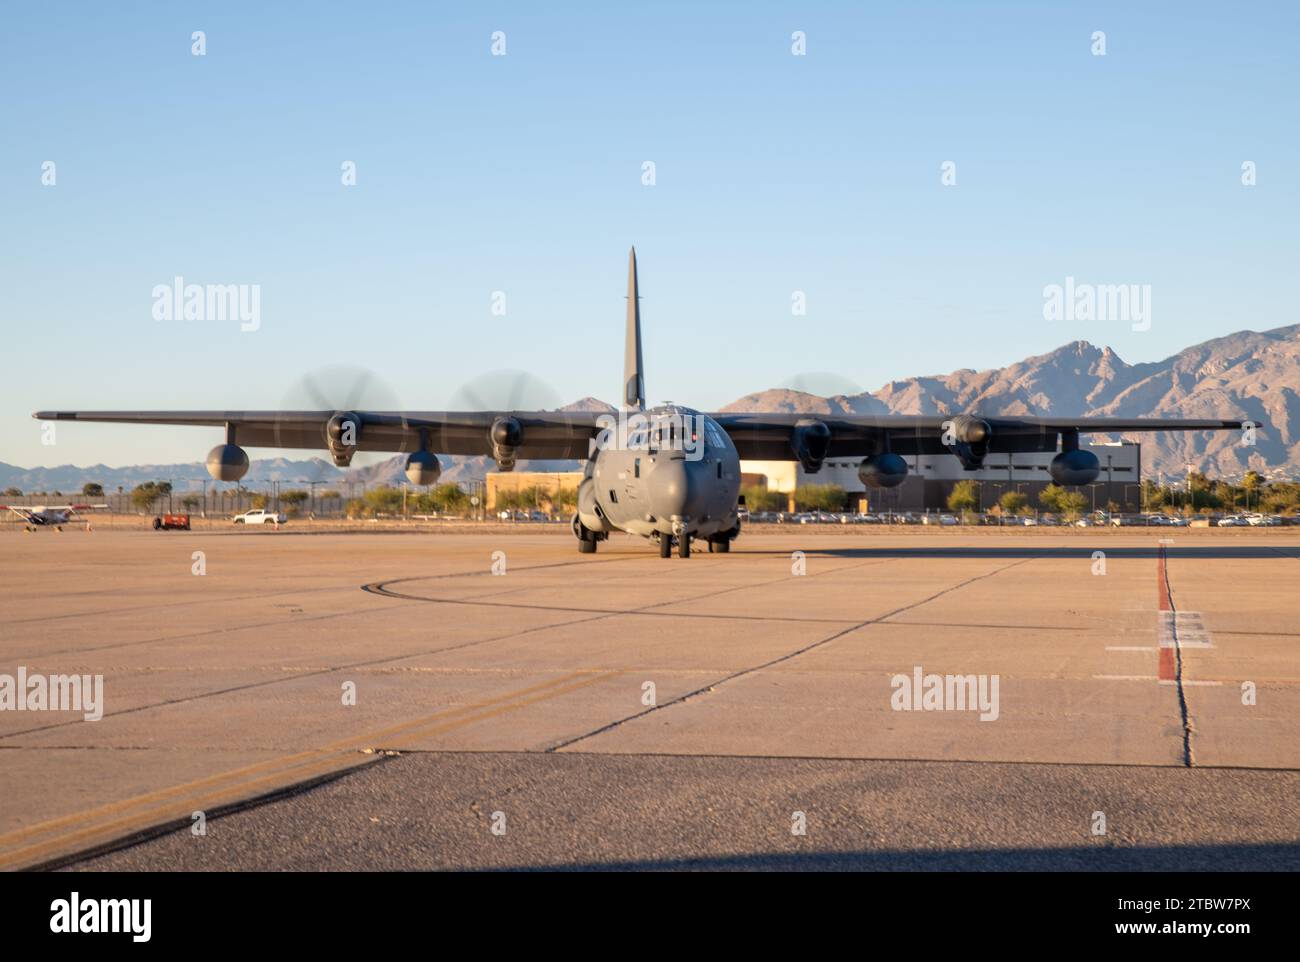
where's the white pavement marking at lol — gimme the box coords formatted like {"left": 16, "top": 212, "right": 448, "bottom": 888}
{"left": 1159, "top": 610, "right": 1215, "bottom": 649}
{"left": 1092, "top": 674, "right": 1159, "bottom": 681}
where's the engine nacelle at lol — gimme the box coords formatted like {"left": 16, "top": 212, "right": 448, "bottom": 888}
{"left": 404, "top": 450, "right": 442, "bottom": 486}
{"left": 947, "top": 415, "right": 991, "bottom": 446}
{"left": 1050, "top": 449, "right": 1100, "bottom": 486}
{"left": 205, "top": 443, "right": 249, "bottom": 482}
{"left": 490, "top": 416, "right": 523, "bottom": 471}
{"left": 326, "top": 412, "right": 361, "bottom": 467}
{"left": 790, "top": 419, "right": 831, "bottom": 473}
{"left": 858, "top": 452, "right": 908, "bottom": 488}
{"left": 946, "top": 415, "right": 991, "bottom": 469}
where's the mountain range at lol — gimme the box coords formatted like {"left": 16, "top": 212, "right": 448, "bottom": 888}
{"left": 4, "top": 326, "right": 1297, "bottom": 492}
{"left": 723, "top": 324, "right": 1299, "bottom": 479}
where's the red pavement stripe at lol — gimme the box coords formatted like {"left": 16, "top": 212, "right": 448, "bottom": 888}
{"left": 1158, "top": 645, "right": 1177, "bottom": 681}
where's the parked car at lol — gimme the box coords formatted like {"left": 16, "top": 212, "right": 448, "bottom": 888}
{"left": 1146, "top": 514, "right": 1187, "bottom": 526}
{"left": 1244, "top": 513, "right": 1281, "bottom": 526}
{"left": 233, "top": 508, "right": 286, "bottom": 525}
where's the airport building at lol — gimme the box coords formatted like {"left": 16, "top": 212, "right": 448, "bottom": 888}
{"left": 485, "top": 470, "right": 582, "bottom": 510}
{"left": 741, "top": 440, "right": 1142, "bottom": 514}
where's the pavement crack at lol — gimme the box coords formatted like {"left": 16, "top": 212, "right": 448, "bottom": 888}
{"left": 544, "top": 557, "right": 1034, "bottom": 753}
{"left": 1160, "top": 544, "right": 1196, "bottom": 768}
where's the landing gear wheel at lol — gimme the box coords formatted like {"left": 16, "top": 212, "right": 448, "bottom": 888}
{"left": 678, "top": 535, "right": 691, "bottom": 559}
{"left": 572, "top": 514, "right": 598, "bottom": 553}
{"left": 659, "top": 536, "right": 672, "bottom": 559}
{"left": 708, "top": 538, "right": 730, "bottom": 553}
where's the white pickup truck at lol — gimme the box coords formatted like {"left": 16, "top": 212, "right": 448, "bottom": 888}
{"left": 232, "top": 508, "right": 286, "bottom": 525}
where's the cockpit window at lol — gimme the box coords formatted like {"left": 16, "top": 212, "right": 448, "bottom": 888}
{"left": 636, "top": 411, "right": 711, "bottom": 456}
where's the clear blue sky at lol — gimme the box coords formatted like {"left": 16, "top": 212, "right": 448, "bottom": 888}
{"left": 2, "top": 1, "right": 1296, "bottom": 467}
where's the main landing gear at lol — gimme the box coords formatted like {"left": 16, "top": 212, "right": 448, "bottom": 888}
{"left": 572, "top": 515, "right": 601, "bottom": 554}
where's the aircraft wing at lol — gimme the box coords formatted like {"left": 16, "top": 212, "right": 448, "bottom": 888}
{"left": 2, "top": 504, "right": 105, "bottom": 513}
{"left": 32, "top": 410, "right": 606, "bottom": 460}
{"left": 34, "top": 409, "right": 1246, "bottom": 462}
{"left": 709, "top": 413, "right": 1246, "bottom": 460}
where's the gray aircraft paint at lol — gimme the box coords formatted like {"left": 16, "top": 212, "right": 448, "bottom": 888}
{"left": 578, "top": 403, "right": 741, "bottom": 545}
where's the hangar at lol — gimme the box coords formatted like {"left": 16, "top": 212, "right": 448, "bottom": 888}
{"left": 741, "top": 440, "right": 1142, "bottom": 513}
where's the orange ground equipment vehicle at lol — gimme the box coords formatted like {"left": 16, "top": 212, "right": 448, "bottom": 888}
{"left": 153, "top": 514, "right": 191, "bottom": 530}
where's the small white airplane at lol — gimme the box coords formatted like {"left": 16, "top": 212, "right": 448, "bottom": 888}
{"left": 2, "top": 503, "right": 108, "bottom": 531}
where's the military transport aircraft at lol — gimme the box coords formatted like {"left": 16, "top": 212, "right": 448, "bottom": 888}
{"left": 34, "top": 249, "right": 1243, "bottom": 558}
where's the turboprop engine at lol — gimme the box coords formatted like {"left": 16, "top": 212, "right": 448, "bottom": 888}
{"left": 946, "top": 415, "right": 991, "bottom": 469}
{"left": 326, "top": 412, "right": 362, "bottom": 467}
{"left": 490, "top": 416, "right": 522, "bottom": 471}
{"left": 790, "top": 419, "right": 831, "bottom": 473}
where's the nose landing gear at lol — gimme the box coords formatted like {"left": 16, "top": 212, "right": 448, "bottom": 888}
{"left": 655, "top": 533, "right": 692, "bottom": 558}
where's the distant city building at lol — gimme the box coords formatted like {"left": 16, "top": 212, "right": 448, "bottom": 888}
{"left": 743, "top": 441, "right": 1142, "bottom": 513}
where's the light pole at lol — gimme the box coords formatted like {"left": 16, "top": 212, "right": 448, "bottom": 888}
{"left": 188, "top": 478, "right": 209, "bottom": 518}
{"left": 1124, "top": 484, "right": 1140, "bottom": 514}
{"left": 302, "top": 479, "right": 325, "bottom": 518}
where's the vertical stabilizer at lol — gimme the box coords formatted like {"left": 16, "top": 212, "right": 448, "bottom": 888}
{"left": 623, "top": 247, "right": 646, "bottom": 410}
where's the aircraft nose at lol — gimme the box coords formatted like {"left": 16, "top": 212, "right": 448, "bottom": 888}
{"left": 647, "top": 455, "right": 707, "bottom": 521}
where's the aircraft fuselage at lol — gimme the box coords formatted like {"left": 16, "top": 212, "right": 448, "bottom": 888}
{"left": 576, "top": 404, "right": 742, "bottom": 552}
